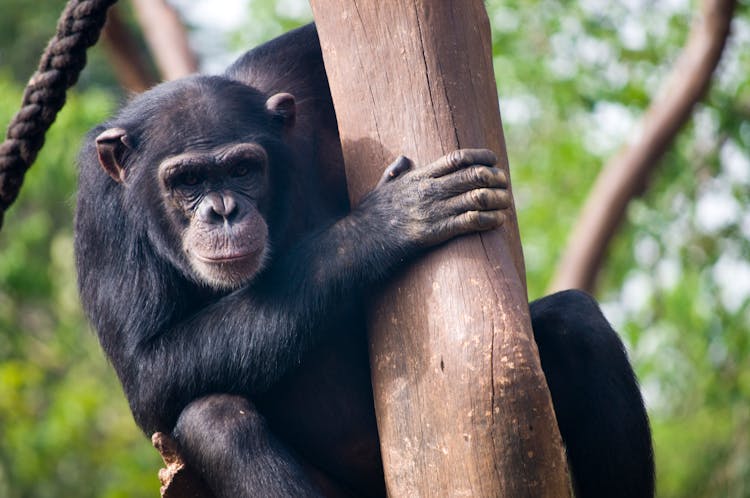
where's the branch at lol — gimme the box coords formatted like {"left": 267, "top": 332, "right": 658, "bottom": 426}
{"left": 129, "top": 0, "right": 198, "bottom": 81}
{"left": 101, "top": 6, "right": 157, "bottom": 92}
{"left": 548, "top": 0, "right": 736, "bottom": 293}
{"left": 153, "top": 432, "right": 215, "bottom": 498}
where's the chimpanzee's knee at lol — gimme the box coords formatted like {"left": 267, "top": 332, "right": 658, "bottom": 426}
{"left": 530, "top": 290, "right": 654, "bottom": 498}
{"left": 173, "top": 394, "right": 266, "bottom": 469}
{"left": 173, "top": 394, "right": 325, "bottom": 498}
{"left": 530, "top": 289, "right": 627, "bottom": 366}
{"left": 529, "top": 289, "right": 639, "bottom": 424}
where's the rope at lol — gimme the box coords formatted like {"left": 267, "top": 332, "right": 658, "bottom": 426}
{"left": 0, "top": 0, "right": 118, "bottom": 229}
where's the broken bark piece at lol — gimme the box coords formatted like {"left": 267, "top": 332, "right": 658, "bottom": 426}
{"left": 152, "top": 432, "right": 215, "bottom": 498}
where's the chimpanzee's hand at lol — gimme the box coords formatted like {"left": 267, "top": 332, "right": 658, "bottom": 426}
{"left": 358, "top": 148, "right": 510, "bottom": 250}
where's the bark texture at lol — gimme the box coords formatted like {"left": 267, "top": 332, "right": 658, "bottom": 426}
{"left": 153, "top": 432, "right": 214, "bottom": 498}
{"left": 310, "top": 1, "right": 572, "bottom": 496}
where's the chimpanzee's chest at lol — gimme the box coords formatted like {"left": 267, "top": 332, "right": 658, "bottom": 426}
{"left": 257, "top": 322, "right": 384, "bottom": 491}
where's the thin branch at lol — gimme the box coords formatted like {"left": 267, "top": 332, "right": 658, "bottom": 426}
{"left": 153, "top": 432, "right": 214, "bottom": 498}
{"left": 548, "top": 0, "right": 737, "bottom": 294}
{"left": 101, "top": 5, "right": 157, "bottom": 92}
{"left": 130, "top": 0, "right": 198, "bottom": 81}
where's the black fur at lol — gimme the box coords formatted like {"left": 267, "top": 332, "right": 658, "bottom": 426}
{"left": 75, "top": 24, "right": 654, "bottom": 498}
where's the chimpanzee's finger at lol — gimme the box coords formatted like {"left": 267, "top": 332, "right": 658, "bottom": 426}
{"left": 432, "top": 165, "right": 508, "bottom": 198}
{"left": 441, "top": 187, "right": 511, "bottom": 215}
{"left": 422, "top": 149, "right": 497, "bottom": 178}
{"left": 377, "top": 155, "right": 414, "bottom": 187}
{"left": 441, "top": 209, "right": 506, "bottom": 237}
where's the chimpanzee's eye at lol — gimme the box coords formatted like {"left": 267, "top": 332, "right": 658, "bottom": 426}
{"left": 178, "top": 172, "right": 200, "bottom": 186}
{"left": 231, "top": 164, "right": 250, "bottom": 177}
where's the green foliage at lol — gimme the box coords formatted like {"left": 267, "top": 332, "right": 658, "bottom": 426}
{"left": 0, "top": 0, "right": 68, "bottom": 82}
{"left": 484, "top": 1, "right": 750, "bottom": 496}
{"left": 0, "top": 0, "right": 122, "bottom": 91}
{"left": 0, "top": 1, "right": 748, "bottom": 497}
{"left": 226, "top": 0, "right": 312, "bottom": 51}
{"left": 0, "top": 76, "right": 159, "bottom": 497}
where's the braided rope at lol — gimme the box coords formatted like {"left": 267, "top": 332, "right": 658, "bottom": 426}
{"left": 0, "top": 0, "right": 118, "bottom": 229}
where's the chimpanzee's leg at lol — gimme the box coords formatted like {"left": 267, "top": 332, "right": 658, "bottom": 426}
{"left": 530, "top": 290, "right": 655, "bottom": 498}
{"left": 173, "top": 394, "right": 333, "bottom": 498}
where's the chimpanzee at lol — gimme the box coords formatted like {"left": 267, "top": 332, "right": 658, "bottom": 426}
{"left": 75, "top": 23, "right": 654, "bottom": 498}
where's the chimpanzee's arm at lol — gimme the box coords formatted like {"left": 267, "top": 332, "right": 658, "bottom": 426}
{"left": 126, "top": 149, "right": 510, "bottom": 433}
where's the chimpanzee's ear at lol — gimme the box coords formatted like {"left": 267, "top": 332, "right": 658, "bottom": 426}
{"left": 265, "top": 93, "right": 296, "bottom": 129}
{"left": 95, "top": 127, "right": 132, "bottom": 184}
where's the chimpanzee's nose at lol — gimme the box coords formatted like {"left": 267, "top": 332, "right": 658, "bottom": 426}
{"left": 198, "top": 192, "right": 238, "bottom": 223}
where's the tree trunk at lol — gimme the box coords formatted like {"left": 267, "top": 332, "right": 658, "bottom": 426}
{"left": 310, "top": 1, "right": 572, "bottom": 496}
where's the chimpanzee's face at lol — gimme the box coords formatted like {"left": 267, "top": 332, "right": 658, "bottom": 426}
{"left": 157, "top": 142, "right": 271, "bottom": 290}
{"left": 93, "top": 77, "right": 297, "bottom": 290}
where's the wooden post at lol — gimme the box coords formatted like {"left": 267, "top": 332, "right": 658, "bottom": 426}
{"left": 309, "top": 1, "right": 572, "bottom": 496}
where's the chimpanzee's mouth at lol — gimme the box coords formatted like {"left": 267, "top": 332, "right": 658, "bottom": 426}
{"left": 194, "top": 251, "right": 259, "bottom": 264}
